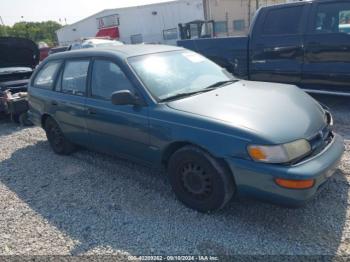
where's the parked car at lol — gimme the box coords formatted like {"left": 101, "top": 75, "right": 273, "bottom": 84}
{"left": 178, "top": 0, "right": 350, "bottom": 96}
{"left": 28, "top": 45, "right": 344, "bottom": 212}
{"left": 0, "top": 37, "right": 39, "bottom": 123}
{"left": 68, "top": 38, "right": 124, "bottom": 51}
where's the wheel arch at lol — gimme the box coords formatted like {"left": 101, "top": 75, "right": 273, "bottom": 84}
{"left": 41, "top": 113, "right": 52, "bottom": 129}
{"left": 161, "top": 141, "right": 193, "bottom": 167}
{"left": 161, "top": 141, "right": 233, "bottom": 179}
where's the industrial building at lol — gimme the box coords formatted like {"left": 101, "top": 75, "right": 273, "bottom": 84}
{"left": 56, "top": 0, "right": 204, "bottom": 46}
{"left": 56, "top": 0, "right": 298, "bottom": 46}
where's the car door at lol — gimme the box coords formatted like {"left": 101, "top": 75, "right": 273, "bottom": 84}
{"left": 302, "top": 1, "right": 350, "bottom": 94}
{"left": 249, "top": 3, "right": 308, "bottom": 85}
{"left": 51, "top": 59, "right": 90, "bottom": 145}
{"left": 85, "top": 58, "right": 151, "bottom": 163}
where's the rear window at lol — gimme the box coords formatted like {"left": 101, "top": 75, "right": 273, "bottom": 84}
{"left": 263, "top": 6, "right": 304, "bottom": 35}
{"left": 313, "top": 2, "right": 350, "bottom": 34}
{"left": 33, "top": 61, "right": 61, "bottom": 89}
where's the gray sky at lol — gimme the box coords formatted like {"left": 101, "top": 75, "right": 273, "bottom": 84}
{"left": 0, "top": 0, "right": 173, "bottom": 26}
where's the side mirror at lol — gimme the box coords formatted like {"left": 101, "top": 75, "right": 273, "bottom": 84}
{"left": 111, "top": 90, "right": 142, "bottom": 106}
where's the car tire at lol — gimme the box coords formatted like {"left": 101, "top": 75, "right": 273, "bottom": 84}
{"left": 168, "top": 146, "right": 235, "bottom": 213}
{"left": 44, "top": 117, "right": 76, "bottom": 155}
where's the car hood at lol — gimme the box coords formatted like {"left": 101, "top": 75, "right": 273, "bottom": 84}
{"left": 0, "top": 37, "right": 39, "bottom": 68}
{"left": 167, "top": 81, "right": 327, "bottom": 143}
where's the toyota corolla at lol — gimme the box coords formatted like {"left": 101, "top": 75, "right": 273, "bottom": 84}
{"left": 28, "top": 45, "right": 344, "bottom": 212}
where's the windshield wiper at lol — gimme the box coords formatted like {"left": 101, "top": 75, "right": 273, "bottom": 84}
{"left": 161, "top": 90, "right": 210, "bottom": 102}
{"left": 204, "top": 79, "right": 238, "bottom": 89}
{"left": 161, "top": 79, "right": 238, "bottom": 102}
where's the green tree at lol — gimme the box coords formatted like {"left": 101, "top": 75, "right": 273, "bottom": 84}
{"left": 0, "top": 21, "right": 62, "bottom": 46}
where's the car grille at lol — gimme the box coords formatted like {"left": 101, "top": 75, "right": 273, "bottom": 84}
{"left": 290, "top": 111, "right": 334, "bottom": 165}
{"left": 308, "top": 124, "right": 334, "bottom": 158}
{"left": 288, "top": 111, "right": 334, "bottom": 165}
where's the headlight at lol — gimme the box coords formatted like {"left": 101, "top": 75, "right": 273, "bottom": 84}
{"left": 247, "top": 139, "right": 311, "bottom": 164}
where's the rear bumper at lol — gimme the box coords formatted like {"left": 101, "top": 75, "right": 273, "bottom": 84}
{"left": 226, "top": 133, "right": 345, "bottom": 206}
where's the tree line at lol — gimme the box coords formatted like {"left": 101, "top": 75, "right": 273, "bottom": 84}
{"left": 0, "top": 21, "right": 62, "bottom": 46}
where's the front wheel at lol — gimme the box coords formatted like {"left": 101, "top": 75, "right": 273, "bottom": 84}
{"left": 168, "top": 146, "right": 235, "bottom": 213}
{"left": 44, "top": 117, "right": 76, "bottom": 155}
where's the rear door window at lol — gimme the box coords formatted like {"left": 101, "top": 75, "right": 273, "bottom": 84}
{"left": 263, "top": 6, "right": 304, "bottom": 35}
{"left": 62, "top": 60, "right": 89, "bottom": 96}
{"left": 313, "top": 2, "right": 350, "bottom": 34}
{"left": 33, "top": 61, "right": 61, "bottom": 89}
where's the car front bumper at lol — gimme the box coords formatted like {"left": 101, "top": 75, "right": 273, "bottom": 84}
{"left": 226, "top": 133, "right": 345, "bottom": 206}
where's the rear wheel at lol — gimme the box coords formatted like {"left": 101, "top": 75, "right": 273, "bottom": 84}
{"left": 44, "top": 117, "right": 76, "bottom": 155}
{"left": 168, "top": 146, "right": 235, "bottom": 212}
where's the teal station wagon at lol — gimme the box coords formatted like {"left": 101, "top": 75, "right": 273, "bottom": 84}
{"left": 28, "top": 45, "right": 344, "bottom": 212}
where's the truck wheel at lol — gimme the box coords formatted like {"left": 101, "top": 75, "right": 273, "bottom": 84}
{"left": 44, "top": 117, "right": 76, "bottom": 155}
{"left": 167, "top": 146, "right": 235, "bottom": 213}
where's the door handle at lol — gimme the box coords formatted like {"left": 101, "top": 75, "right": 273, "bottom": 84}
{"left": 87, "top": 108, "right": 97, "bottom": 115}
{"left": 51, "top": 100, "right": 58, "bottom": 106}
{"left": 252, "top": 60, "right": 266, "bottom": 64}
{"left": 263, "top": 46, "right": 300, "bottom": 52}
{"left": 272, "top": 46, "right": 299, "bottom": 52}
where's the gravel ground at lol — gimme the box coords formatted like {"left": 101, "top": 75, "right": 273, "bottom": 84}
{"left": 0, "top": 94, "right": 349, "bottom": 257}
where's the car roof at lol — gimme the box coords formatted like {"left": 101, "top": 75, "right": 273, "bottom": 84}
{"left": 260, "top": 0, "right": 335, "bottom": 10}
{"left": 48, "top": 44, "right": 185, "bottom": 60}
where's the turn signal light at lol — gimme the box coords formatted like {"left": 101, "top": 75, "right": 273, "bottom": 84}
{"left": 248, "top": 147, "right": 267, "bottom": 161}
{"left": 275, "top": 178, "right": 315, "bottom": 189}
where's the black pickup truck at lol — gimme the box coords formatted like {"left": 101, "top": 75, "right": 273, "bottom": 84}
{"left": 178, "top": 0, "right": 350, "bottom": 96}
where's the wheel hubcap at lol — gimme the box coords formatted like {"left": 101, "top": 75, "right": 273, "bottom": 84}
{"left": 181, "top": 162, "right": 212, "bottom": 199}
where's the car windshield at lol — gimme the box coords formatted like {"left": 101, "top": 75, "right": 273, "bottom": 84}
{"left": 128, "top": 50, "right": 234, "bottom": 101}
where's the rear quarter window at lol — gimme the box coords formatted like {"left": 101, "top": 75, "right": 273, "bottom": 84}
{"left": 33, "top": 61, "right": 61, "bottom": 89}
{"left": 262, "top": 6, "right": 304, "bottom": 35}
